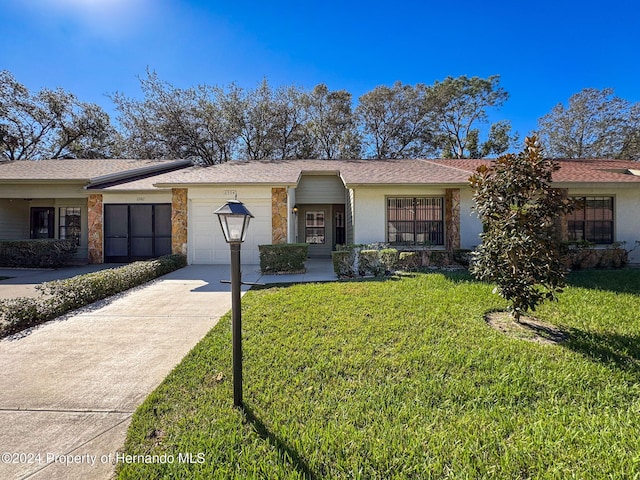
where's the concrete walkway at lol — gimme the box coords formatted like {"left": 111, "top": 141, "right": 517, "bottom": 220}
{"left": 0, "top": 261, "right": 335, "bottom": 480}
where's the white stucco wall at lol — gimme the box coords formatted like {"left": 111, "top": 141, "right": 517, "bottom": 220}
{"left": 351, "top": 185, "right": 451, "bottom": 246}
{"left": 460, "top": 187, "right": 483, "bottom": 250}
{"left": 565, "top": 185, "right": 640, "bottom": 264}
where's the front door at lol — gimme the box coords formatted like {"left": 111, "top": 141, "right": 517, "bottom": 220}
{"left": 30, "top": 207, "right": 55, "bottom": 239}
{"left": 333, "top": 204, "right": 346, "bottom": 247}
{"left": 297, "top": 204, "right": 347, "bottom": 256}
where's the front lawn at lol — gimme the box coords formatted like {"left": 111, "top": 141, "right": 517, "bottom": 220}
{"left": 118, "top": 270, "right": 640, "bottom": 479}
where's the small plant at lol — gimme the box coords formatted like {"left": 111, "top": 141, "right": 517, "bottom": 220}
{"left": 331, "top": 250, "right": 355, "bottom": 277}
{"left": 358, "top": 250, "right": 384, "bottom": 276}
{"left": 453, "top": 249, "right": 473, "bottom": 266}
{"left": 398, "top": 251, "right": 420, "bottom": 271}
{"left": 378, "top": 248, "right": 399, "bottom": 272}
{"left": 469, "top": 136, "right": 574, "bottom": 322}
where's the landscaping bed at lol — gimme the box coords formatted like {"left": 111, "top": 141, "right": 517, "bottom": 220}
{"left": 118, "top": 269, "right": 640, "bottom": 479}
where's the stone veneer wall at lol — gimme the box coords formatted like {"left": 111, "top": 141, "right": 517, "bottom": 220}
{"left": 87, "top": 194, "right": 103, "bottom": 264}
{"left": 271, "top": 188, "right": 288, "bottom": 244}
{"left": 172, "top": 188, "right": 188, "bottom": 256}
{"left": 445, "top": 188, "right": 461, "bottom": 253}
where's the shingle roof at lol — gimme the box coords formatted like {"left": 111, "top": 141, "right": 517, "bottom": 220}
{"left": 430, "top": 158, "right": 640, "bottom": 183}
{"left": 152, "top": 158, "right": 473, "bottom": 187}
{"left": 152, "top": 158, "right": 640, "bottom": 188}
{"left": 0, "top": 159, "right": 190, "bottom": 183}
{"left": 1, "top": 158, "right": 638, "bottom": 191}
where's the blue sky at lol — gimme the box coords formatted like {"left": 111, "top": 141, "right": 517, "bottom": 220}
{"left": 2, "top": 0, "right": 639, "bottom": 142}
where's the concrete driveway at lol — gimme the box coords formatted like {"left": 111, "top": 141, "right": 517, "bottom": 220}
{"left": 0, "top": 264, "right": 124, "bottom": 299}
{"left": 0, "top": 264, "right": 261, "bottom": 480}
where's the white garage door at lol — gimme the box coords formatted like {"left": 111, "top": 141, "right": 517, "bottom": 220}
{"left": 189, "top": 200, "right": 271, "bottom": 264}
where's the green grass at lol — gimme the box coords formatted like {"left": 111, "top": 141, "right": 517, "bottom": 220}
{"left": 118, "top": 269, "right": 640, "bottom": 479}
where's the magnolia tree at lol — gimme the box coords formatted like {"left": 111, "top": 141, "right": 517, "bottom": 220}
{"left": 469, "top": 136, "right": 573, "bottom": 322}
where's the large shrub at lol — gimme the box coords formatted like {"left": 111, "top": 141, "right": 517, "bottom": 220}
{"left": 259, "top": 244, "right": 308, "bottom": 274}
{"left": 0, "top": 255, "right": 186, "bottom": 338}
{"left": 0, "top": 239, "right": 77, "bottom": 268}
{"left": 469, "top": 136, "right": 574, "bottom": 322}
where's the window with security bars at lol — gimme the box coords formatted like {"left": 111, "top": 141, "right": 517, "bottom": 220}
{"left": 567, "top": 196, "right": 614, "bottom": 244}
{"left": 59, "top": 207, "right": 81, "bottom": 246}
{"left": 387, "top": 197, "right": 444, "bottom": 245}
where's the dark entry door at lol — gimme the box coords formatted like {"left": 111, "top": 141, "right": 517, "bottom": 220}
{"left": 333, "top": 204, "right": 346, "bottom": 247}
{"left": 104, "top": 204, "right": 171, "bottom": 262}
{"left": 30, "top": 207, "right": 55, "bottom": 239}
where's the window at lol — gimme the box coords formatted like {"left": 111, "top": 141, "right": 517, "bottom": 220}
{"left": 59, "top": 207, "right": 82, "bottom": 246}
{"left": 305, "top": 211, "right": 325, "bottom": 244}
{"left": 387, "top": 197, "right": 444, "bottom": 245}
{"left": 567, "top": 196, "right": 614, "bottom": 244}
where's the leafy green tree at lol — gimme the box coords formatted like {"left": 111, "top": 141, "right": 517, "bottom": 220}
{"left": 537, "top": 87, "right": 640, "bottom": 160}
{"left": 469, "top": 136, "right": 573, "bottom": 321}
{"left": 0, "top": 70, "right": 116, "bottom": 161}
{"left": 356, "top": 81, "right": 437, "bottom": 158}
{"left": 430, "top": 75, "right": 513, "bottom": 158}
{"left": 302, "top": 84, "right": 362, "bottom": 159}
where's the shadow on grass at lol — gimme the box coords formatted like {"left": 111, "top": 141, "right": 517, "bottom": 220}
{"left": 562, "top": 327, "right": 640, "bottom": 378}
{"left": 441, "top": 267, "right": 640, "bottom": 295}
{"left": 566, "top": 268, "right": 640, "bottom": 295}
{"left": 243, "top": 404, "right": 316, "bottom": 480}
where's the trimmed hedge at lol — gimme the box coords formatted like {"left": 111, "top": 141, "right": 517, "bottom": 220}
{"left": 0, "top": 239, "right": 78, "bottom": 268}
{"left": 259, "top": 243, "right": 308, "bottom": 274}
{"left": 0, "top": 254, "right": 187, "bottom": 338}
{"left": 563, "top": 245, "right": 628, "bottom": 269}
{"left": 358, "top": 249, "right": 385, "bottom": 277}
{"left": 398, "top": 252, "right": 420, "bottom": 271}
{"left": 332, "top": 250, "right": 355, "bottom": 277}
{"left": 332, "top": 244, "right": 461, "bottom": 278}
{"left": 379, "top": 248, "right": 399, "bottom": 271}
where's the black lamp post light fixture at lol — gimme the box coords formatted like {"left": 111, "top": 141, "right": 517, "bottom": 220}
{"left": 214, "top": 199, "right": 255, "bottom": 409}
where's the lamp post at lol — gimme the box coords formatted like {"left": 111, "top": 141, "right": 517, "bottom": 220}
{"left": 214, "top": 199, "right": 254, "bottom": 408}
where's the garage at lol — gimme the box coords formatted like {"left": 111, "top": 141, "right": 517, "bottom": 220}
{"left": 189, "top": 198, "right": 272, "bottom": 264}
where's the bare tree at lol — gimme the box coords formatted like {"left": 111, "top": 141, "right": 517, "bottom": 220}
{"left": 357, "top": 82, "right": 437, "bottom": 158}
{"left": 0, "top": 70, "right": 116, "bottom": 161}
{"left": 112, "top": 70, "right": 240, "bottom": 165}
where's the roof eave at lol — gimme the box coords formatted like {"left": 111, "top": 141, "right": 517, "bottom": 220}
{"left": 343, "top": 181, "right": 471, "bottom": 188}
{"left": 153, "top": 181, "right": 298, "bottom": 188}
{"left": 85, "top": 160, "right": 192, "bottom": 188}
